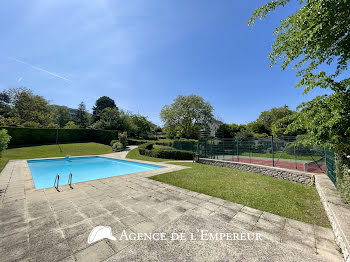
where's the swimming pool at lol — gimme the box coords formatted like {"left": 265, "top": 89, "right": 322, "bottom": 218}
{"left": 28, "top": 156, "right": 164, "bottom": 189}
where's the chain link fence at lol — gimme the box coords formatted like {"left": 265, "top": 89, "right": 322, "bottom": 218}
{"left": 164, "top": 136, "right": 336, "bottom": 184}
{"left": 196, "top": 136, "right": 328, "bottom": 174}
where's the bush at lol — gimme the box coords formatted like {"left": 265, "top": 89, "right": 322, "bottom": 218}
{"left": 110, "top": 140, "right": 117, "bottom": 146}
{"left": 128, "top": 139, "right": 172, "bottom": 147}
{"left": 138, "top": 143, "right": 193, "bottom": 160}
{"left": 118, "top": 132, "right": 128, "bottom": 148}
{"left": 22, "top": 121, "right": 40, "bottom": 128}
{"left": 0, "top": 126, "right": 117, "bottom": 146}
{"left": 336, "top": 150, "right": 350, "bottom": 204}
{"left": 0, "top": 129, "right": 11, "bottom": 156}
{"left": 64, "top": 121, "right": 80, "bottom": 129}
{"left": 112, "top": 142, "right": 124, "bottom": 152}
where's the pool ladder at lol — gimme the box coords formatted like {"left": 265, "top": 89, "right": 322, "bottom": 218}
{"left": 54, "top": 174, "right": 60, "bottom": 191}
{"left": 53, "top": 172, "right": 73, "bottom": 192}
{"left": 68, "top": 172, "right": 73, "bottom": 189}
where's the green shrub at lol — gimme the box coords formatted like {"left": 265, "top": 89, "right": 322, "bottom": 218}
{"left": 138, "top": 143, "right": 193, "bottom": 160}
{"left": 118, "top": 132, "right": 128, "bottom": 148}
{"left": 128, "top": 139, "right": 172, "bottom": 147}
{"left": 110, "top": 140, "right": 118, "bottom": 146}
{"left": 0, "top": 129, "right": 11, "bottom": 156}
{"left": 64, "top": 121, "right": 80, "bottom": 129}
{"left": 112, "top": 142, "right": 124, "bottom": 152}
{"left": 22, "top": 121, "right": 40, "bottom": 128}
{"left": 336, "top": 150, "right": 350, "bottom": 204}
{"left": 0, "top": 126, "right": 117, "bottom": 146}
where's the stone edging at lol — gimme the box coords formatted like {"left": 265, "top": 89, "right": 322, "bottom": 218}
{"left": 315, "top": 175, "right": 350, "bottom": 262}
{"left": 197, "top": 158, "right": 312, "bottom": 184}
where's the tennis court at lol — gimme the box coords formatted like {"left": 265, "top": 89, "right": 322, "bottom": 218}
{"left": 220, "top": 155, "right": 326, "bottom": 173}
{"left": 197, "top": 136, "right": 327, "bottom": 174}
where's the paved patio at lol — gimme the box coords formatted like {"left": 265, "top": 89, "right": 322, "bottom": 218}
{"left": 0, "top": 150, "right": 343, "bottom": 262}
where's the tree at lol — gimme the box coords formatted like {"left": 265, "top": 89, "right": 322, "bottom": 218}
{"left": 246, "top": 121, "right": 268, "bottom": 135}
{"left": 286, "top": 93, "right": 350, "bottom": 150}
{"left": 92, "top": 96, "right": 117, "bottom": 122}
{"left": 75, "top": 102, "right": 90, "bottom": 128}
{"left": 160, "top": 94, "right": 214, "bottom": 138}
{"left": 235, "top": 129, "right": 253, "bottom": 140}
{"left": 0, "top": 129, "right": 11, "bottom": 156}
{"left": 248, "top": 107, "right": 294, "bottom": 135}
{"left": 215, "top": 123, "right": 242, "bottom": 138}
{"left": 64, "top": 121, "right": 79, "bottom": 129}
{"left": 130, "top": 115, "right": 153, "bottom": 138}
{"left": 248, "top": 0, "right": 350, "bottom": 94}
{"left": 13, "top": 89, "right": 53, "bottom": 127}
{"left": 0, "top": 91, "right": 11, "bottom": 116}
{"left": 51, "top": 105, "right": 71, "bottom": 128}
{"left": 248, "top": 1, "right": 350, "bottom": 202}
{"left": 216, "top": 124, "right": 232, "bottom": 138}
{"left": 91, "top": 107, "right": 121, "bottom": 130}
{"left": 271, "top": 114, "right": 306, "bottom": 136}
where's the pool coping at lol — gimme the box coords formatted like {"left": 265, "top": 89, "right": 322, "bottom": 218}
{"left": 22, "top": 154, "right": 190, "bottom": 193}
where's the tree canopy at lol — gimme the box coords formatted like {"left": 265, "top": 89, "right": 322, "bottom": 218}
{"left": 160, "top": 94, "right": 214, "bottom": 138}
{"left": 248, "top": 0, "right": 350, "bottom": 145}
{"left": 92, "top": 96, "right": 117, "bottom": 122}
{"left": 75, "top": 102, "right": 90, "bottom": 128}
{"left": 248, "top": 0, "right": 350, "bottom": 94}
{"left": 51, "top": 105, "right": 71, "bottom": 128}
{"left": 0, "top": 88, "right": 154, "bottom": 138}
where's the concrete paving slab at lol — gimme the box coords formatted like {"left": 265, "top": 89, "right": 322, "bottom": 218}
{"left": 74, "top": 241, "right": 115, "bottom": 262}
{"left": 0, "top": 151, "right": 343, "bottom": 261}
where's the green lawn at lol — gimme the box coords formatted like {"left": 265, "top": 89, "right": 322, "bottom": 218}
{"left": 0, "top": 142, "right": 113, "bottom": 171}
{"left": 150, "top": 162, "right": 330, "bottom": 227}
{"left": 126, "top": 148, "right": 169, "bottom": 162}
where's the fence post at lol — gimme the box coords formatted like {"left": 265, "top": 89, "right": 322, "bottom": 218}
{"left": 294, "top": 145, "right": 297, "bottom": 169}
{"left": 271, "top": 135, "right": 274, "bottom": 167}
{"left": 249, "top": 141, "right": 251, "bottom": 163}
{"left": 222, "top": 136, "right": 225, "bottom": 160}
{"left": 232, "top": 139, "right": 234, "bottom": 161}
{"left": 236, "top": 140, "right": 239, "bottom": 162}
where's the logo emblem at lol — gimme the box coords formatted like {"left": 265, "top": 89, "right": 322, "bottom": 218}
{"left": 88, "top": 226, "right": 116, "bottom": 244}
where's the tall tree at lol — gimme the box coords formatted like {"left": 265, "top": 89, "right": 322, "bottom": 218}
{"left": 248, "top": 1, "right": 350, "bottom": 142}
{"left": 216, "top": 123, "right": 242, "bottom": 138}
{"left": 92, "top": 96, "right": 117, "bottom": 122}
{"left": 91, "top": 107, "right": 121, "bottom": 130}
{"left": 248, "top": 0, "right": 350, "bottom": 94}
{"left": 248, "top": 0, "right": 350, "bottom": 202}
{"left": 160, "top": 94, "right": 214, "bottom": 138}
{"left": 252, "top": 107, "right": 294, "bottom": 135}
{"left": 50, "top": 105, "right": 71, "bottom": 128}
{"left": 13, "top": 89, "right": 53, "bottom": 127}
{"left": 130, "top": 115, "right": 153, "bottom": 138}
{"left": 75, "top": 102, "right": 89, "bottom": 128}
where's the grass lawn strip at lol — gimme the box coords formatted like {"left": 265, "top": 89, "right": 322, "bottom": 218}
{"left": 150, "top": 162, "right": 330, "bottom": 228}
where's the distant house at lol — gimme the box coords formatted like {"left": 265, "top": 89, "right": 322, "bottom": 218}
{"left": 209, "top": 119, "right": 223, "bottom": 137}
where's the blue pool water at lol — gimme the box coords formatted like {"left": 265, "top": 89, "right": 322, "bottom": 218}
{"left": 28, "top": 156, "right": 164, "bottom": 189}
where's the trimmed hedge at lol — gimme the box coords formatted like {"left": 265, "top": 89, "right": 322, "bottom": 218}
{"left": 0, "top": 126, "right": 117, "bottom": 146}
{"left": 139, "top": 143, "right": 193, "bottom": 160}
{"left": 128, "top": 139, "right": 172, "bottom": 147}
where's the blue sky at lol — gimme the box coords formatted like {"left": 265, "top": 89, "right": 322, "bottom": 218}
{"left": 0, "top": 0, "right": 329, "bottom": 126}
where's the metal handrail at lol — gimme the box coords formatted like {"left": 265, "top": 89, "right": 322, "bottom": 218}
{"left": 54, "top": 174, "right": 59, "bottom": 191}
{"left": 68, "top": 172, "right": 73, "bottom": 189}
